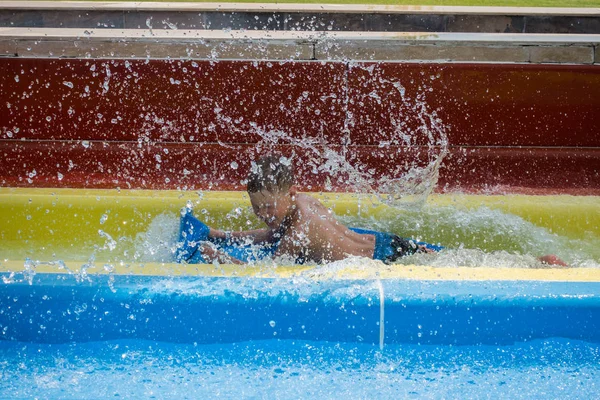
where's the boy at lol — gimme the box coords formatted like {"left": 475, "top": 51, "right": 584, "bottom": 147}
{"left": 177, "top": 154, "right": 436, "bottom": 265}
{"left": 177, "top": 154, "right": 567, "bottom": 267}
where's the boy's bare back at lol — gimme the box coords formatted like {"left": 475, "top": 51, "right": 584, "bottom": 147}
{"left": 275, "top": 193, "right": 376, "bottom": 263}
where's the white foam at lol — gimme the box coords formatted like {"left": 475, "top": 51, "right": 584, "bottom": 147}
{"left": 133, "top": 212, "right": 180, "bottom": 263}
{"left": 341, "top": 205, "right": 600, "bottom": 268}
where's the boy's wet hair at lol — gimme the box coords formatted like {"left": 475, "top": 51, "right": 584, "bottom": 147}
{"left": 247, "top": 154, "right": 294, "bottom": 193}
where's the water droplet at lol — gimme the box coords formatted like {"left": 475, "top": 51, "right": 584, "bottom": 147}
{"left": 62, "top": 81, "right": 73, "bottom": 88}
{"left": 230, "top": 161, "right": 238, "bottom": 170}
{"left": 81, "top": 141, "right": 90, "bottom": 148}
{"left": 57, "top": 172, "right": 63, "bottom": 181}
{"left": 162, "top": 20, "right": 178, "bottom": 30}
{"left": 98, "top": 229, "right": 117, "bottom": 251}
{"left": 100, "top": 214, "right": 108, "bottom": 224}
{"left": 269, "top": 320, "right": 276, "bottom": 328}
{"left": 46, "top": 116, "right": 52, "bottom": 122}
{"left": 279, "top": 156, "right": 291, "bottom": 166}
{"left": 14, "top": 75, "right": 19, "bottom": 82}
{"left": 6, "top": 131, "right": 12, "bottom": 138}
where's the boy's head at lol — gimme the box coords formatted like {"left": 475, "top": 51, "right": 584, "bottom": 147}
{"left": 247, "top": 155, "right": 295, "bottom": 228}
{"left": 247, "top": 154, "right": 294, "bottom": 194}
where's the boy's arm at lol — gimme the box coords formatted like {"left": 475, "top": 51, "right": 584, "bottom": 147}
{"left": 209, "top": 228, "right": 274, "bottom": 244}
{"left": 200, "top": 243, "right": 244, "bottom": 265}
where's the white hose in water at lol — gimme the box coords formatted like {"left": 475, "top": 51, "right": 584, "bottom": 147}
{"left": 376, "top": 279, "right": 385, "bottom": 350}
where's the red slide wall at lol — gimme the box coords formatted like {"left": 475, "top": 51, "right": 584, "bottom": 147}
{"left": 1, "top": 58, "right": 599, "bottom": 194}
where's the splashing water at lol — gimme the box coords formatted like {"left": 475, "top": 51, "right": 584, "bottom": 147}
{"left": 132, "top": 205, "right": 600, "bottom": 269}
{"left": 213, "top": 66, "right": 448, "bottom": 211}
{"left": 133, "top": 212, "right": 180, "bottom": 263}
{"left": 3, "top": 59, "right": 597, "bottom": 274}
{"left": 341, "top": 204, "right": 600, "bottom": 268}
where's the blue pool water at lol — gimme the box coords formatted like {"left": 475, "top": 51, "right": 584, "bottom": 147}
{"left": 1, "top": 273, "right": 600, "bottom": 398}
{"left": 1, "top": 338, "right": 599, "bottom": 398}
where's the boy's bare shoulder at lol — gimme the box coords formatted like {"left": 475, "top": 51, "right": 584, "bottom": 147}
{"left": 295, "top": 193, "right": 316, "bottom": 203}
{"left": 294, "top": 194, "right": 332, "bottom": 222}
{"left": 295, "top": 193, "right": 325, "bottom": 210}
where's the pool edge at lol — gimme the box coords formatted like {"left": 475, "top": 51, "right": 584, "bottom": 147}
{"left": 2, "top": 260, "right": 599, "bottom": 282}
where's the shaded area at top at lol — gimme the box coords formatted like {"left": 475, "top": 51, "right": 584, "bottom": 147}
{"left": 1, "top": 1, "right": 600, "bottom": 33}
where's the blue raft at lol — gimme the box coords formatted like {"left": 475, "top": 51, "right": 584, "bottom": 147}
{"left": 176, "top": 209, "right": 443, "bottom": 264}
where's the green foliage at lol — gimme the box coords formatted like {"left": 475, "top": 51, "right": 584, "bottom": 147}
{"left": 91, "top": 0, "right": 600, "bottom": 7}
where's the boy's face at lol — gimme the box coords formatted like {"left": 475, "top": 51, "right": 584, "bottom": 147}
{"left": 249, "top": 190, "right": 292, "bottom": 229}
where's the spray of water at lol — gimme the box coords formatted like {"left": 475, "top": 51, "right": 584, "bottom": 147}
{"left": 134, "top": 212, "right": 180, "bottom": 263}
{"left": 207, "top": 63, "right": 449, "bottom": 211}
{"left": 6, "top": 52, "right": 597, "bottom": 273}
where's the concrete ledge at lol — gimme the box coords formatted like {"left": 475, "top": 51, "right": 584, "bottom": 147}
{"left": 316, "top": 42, "right": 531, "bottom": 63}
{"left": 530, "top": 45, "right": 595, "bottom": 64}
{"left": 2, "top": 2, "right": 600, "bottom": 16}
{"left": 2, "top": 28, "right": 600, "bottom": 44}
{"left": 1, "top": 28, "right": 600, "bottom": 64}
{"left": 1, "top": 3, "right": 599, "bottom": 34}
{"left": 3, "top": 11, "right": 598, "bottom": 34}
{"left": 13, "top": 39, "right": 314, "bottom": 60}
{"left": 0, "top": 39, "right": 16, "bottom": 56}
